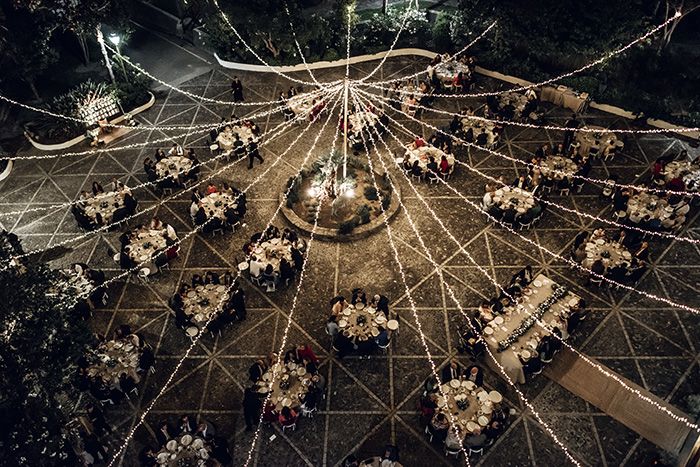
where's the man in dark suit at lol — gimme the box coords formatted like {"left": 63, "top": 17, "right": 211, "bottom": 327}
{"left": 155, "top": 421, "right": 173, "bottom": 447}
{"left": 246, "top": 138, "right": 263, "bottom": 169}
{"left": 475, "top": 129, "right": 488, "bottom": 146}
{"left": 243, "top": 385, "right": 262, "bottom": 431}
{"left": 441, "top": 359, "right": 463, "bottom": 382}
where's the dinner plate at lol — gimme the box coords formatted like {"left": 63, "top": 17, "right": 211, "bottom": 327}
{"left": 195, "top": 313, "right": 205, "bottom": 322}
{"left": 465, "top": 381, "right": 476, "bottom": 390}
{"left": 166, "top": 440, "right": 177, "bottom": 452}
{"left": 477, "top": 391, "right": 488, "bottom": 401}
{"left": 568, "top": 298, "right": 579, "bottom": 307}
{"left": 441, "top": 383, "right": 451, "bottom": 393}
{"left": 192, "top": 438, "right": 204, "bottom": 449}
{"left": 343, "top": 309, "right": 352, "bottom": 316}
{"left": 450, "top": 379, "right": 461, "bottom": 388}
{"left": 520, "top": 349, "right": 531, "bottom": 360}
{"left": 483, "top": 326, "right": 494, "bottom": 335}
{"left": 187, "top": 291, "right": 196, "bottom": 298}
{"left": 387, "top": 319, "right": 399, "bottom": 330}
{"left": 493, "top": 316, "right": 504, "bottom": 325}
{"left": 186, "top": 327, "right": 199, "bottom": 337}
{"left": 524, "top": 288, "right": 532, "bottom": 295}
{"left": 355, "top": 302, "right": 365, "bottom": 310}
{"left": 157, "top": 452, "right": 169, "bottom": 462}
{"left": 533, "top": 280, "right": 542, "bottom": 287}
{"left": 270, "top": 238, "right": 280, "bottom": 244}
{"left": 282, "top": 398, "right": 291, "bottom": 407}
{"left": 478, "top": 415, "right": 489, "bottom": 426}
{"left": 366, "top": 307, "right": 376, "bottom": 314}
{"left": 199, "top": 448, "right": 209, "bottom": 459}
{"left": 238, "top": 262, "right": 249, "bottom": 271}
{"left": 596, "top": 238, "right": 605, "bottom": 245}
{"left": 338, "top": 319, "right": 348, "bottom": 327}
{"left": 297, "top": 367, "right": 306, "bottom": 376}
{"left": 375, "top": 315, "right": 386, "bottom": 323}
{"left": 181, "top": 434, "right": 193, "bottom": 446}
{"left": 371, "top": 328, "right": 380, "bottom": 337}
{"left": 217, "top": 285, "right": 226, "bottom": 292}
{"left": 488, "top": 391, "right": 503, "bottom": 403}
{"left": 466, "top": 421, "right": 478, "bottom": 432}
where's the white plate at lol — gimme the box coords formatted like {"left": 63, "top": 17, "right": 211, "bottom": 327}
{"left": 282, "top": 398, "right": 291, "bottom": 407}
{"left": 533, "top": 280, "right": 542, "bottom": 287}
{"left": 338, "top": 319, "right": 348, "bottom": 327}
{"left": 387, "top": 319, "right": 399, "bottom": 330}
{"left": 166, "top": 440, "right": 177, "bottom": 452}
{"left": 157, "top": 452, "right": 169, "bottom": 462}
{"left": 450, "top": 379, "right": 460, "bottom": 388}
{"left": 186, "top": 326, "right": 199, "bottom": 337}
{"left": 596, "top": 238, "right": 605, "bottom": 245}
{"left": 297, "top": 367, "right": 306, "bottom": 376}
{"left": 478, "top": 415, "right": 489, "bottom": 426}
{"left": 465, "top": 381, "right": 476, "bottom": 390}
{"left": 568, "top": 298, "right": 579, "bottom": 307}
{"left": 493, "top": 316, "right": 504, "bottom": 325}
{"left": 343, "top": 309, "right": 352, "bottom": 316}
{"left": 181, "top": 434, "right": 192, "bottom": 446}
{"left": 199, "top": 448, "right": 209, "bottom": 460}
{"left": 192, "top": 438, "right": 204, "bottom": 449}
{"left": 483, "top": 326, "right": 493, "bottom": 335}
{"left": 355, "top": 302, "right": 365, "bottom": 310}
{"left": 466, "top": 421, "right": 478, "bottom": 432}
{"left": 371, "top": 328, "right": 380, "bottom": 337}
{"left": 488, "top": 391, "right": 503, "bottom": 403}
{"left": 520, "top": 349, "right": 531, "bottom": 360}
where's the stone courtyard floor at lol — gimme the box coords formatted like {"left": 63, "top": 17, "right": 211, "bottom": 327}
{"left": 1, "top": 56, "right": 698, "bottom": 466}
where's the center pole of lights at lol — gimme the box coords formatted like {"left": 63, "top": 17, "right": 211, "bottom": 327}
{"left": 343, "top": 79, "right": 350, "bottom": 178}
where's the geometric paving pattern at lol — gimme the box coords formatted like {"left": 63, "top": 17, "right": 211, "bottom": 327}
{"left": 1, "top": 57, "right": 698, "bottom": 466}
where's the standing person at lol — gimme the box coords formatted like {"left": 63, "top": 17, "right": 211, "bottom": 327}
{"left": 246, "top": 138, "right": 264, "bottom": 169}
{"left": 242, "top": 385, "right": 262, "bottom": 431}
{"left": 562, "top": 114, "right": 580, "bottom": 151}
{"left": 231, "top": 76, "right": 244, "bottom": 102}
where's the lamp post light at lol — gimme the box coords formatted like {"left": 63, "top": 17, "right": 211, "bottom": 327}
{"left": 108, "top": 33, "right": 129, "bottom": 83}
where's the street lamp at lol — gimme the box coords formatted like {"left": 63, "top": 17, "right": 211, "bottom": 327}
{"left": 108, "top": 33, "right": 129, "bottom": 83}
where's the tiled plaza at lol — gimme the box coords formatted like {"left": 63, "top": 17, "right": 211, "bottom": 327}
{"left": 2, "top": 57, "right": 698, "bottom": 466}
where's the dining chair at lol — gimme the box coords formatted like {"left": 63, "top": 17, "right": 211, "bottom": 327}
{"left": 445, "top": 447, "right": 461, "bottom": 458}
{"left": 137, "top": 268, "right": 150, "bottom": 284}
{"left": 281, "top": 421, "right": 296, "bottom": 433}
{"left": 468, "top": 446, "right": 484, "bottom": 457}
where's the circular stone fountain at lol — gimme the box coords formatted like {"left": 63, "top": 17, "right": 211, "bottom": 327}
{"left": 280, "top": 151, "right": 400, "bottom": 241}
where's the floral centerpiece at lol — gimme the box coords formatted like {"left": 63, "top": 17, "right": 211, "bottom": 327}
{"left": 497, "top": 285, "right": 567, "bottom": 351}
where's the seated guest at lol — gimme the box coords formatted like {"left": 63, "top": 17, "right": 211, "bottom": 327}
{"left": 485, "top": 420, "right": 503, "bottom": 440}
{"left": 634, "top": 241, "right": 650, "bottom": 261}
{"left": 441, "top": 359, "right": 462, "bottom": 382}
{"left": 204, "top": 271, "right": 220, "bottom": 285}
{"left": 439, "top": 155, "right": 450, "bottom": 175}
{"left": 278, "top": 406, "right": 298, "bottom": 426}
{"left": 206, "top": 183, "right": 218, "bottom": 195}
{"left": 426, "top": 156, "right": 439, "bottom": 179}
{"left": 351, "top": 288, "right": 368, "bottom": 305}
{"left": 429, "top": 413, "right": 449, "bottom": 443}
{"left": 195, "top": 421, "right": 215, "bottom": 440}
{"left": 464, "top": 364, "right": 484, "bottom": 386}
{"left": 248, "top": 359, "right": 267, "bottom": 382}
{"left": 371, "top": 294, "right": 390, "bottom": 314}
{"left": 192, "top": 274, "right": 204, "bottom": 287}
{"left": 178, "top": 415, "right": 196, "bottom": 434}
{"left": 155, "top": 422, "right": 173, "bottom": 447}
{"left": 465, "top": 428, "right": 488, "bottom": 448}
{"left": 92, "top": 181, "right": 104, "bottom": 195}
{"left": 410, "top": 160, "right": 423, "bottom": 178}
{"left": 475, "top": 129, "right": 488, "bottom": 146}
{"left": 512, "top": 175, "right": 528, "bottom": 189}
{"left": 279, "top": 258, "right": 295, "bottom": 284}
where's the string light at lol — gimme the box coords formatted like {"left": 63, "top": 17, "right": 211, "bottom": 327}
{"left": 368, "top": 20, "right": 498, "bottom": 86}
{"left": 356, "top": 88, "right": 700, "bottom": 315}
{"left": 355, "top": 89, "right": 700, "bottom": 436}
{"left": 107, "top": 90, "right": 344, "bottom": 466}
{"left": 360, "top": 89, "right": 700, "bottom": 199}
{"left": 0, "top": 87, "right": 341, "bottom": 221}
{"left": 359, "top": 89, "right": 700, "bottom": 245}
{"left": 365, "top": 90, "right": 700, "bottom": 135}
{"left": 363, "top": 11, "right": 682, "bottom": 99}
{"left": 234, "top": 99, "right": 347, "bottom": 467}
{"left": 210, "top": 0, "right": 340, "bottom": 87}
{"left": 3, "top": 90, "right": 341, "bottom": 268}
{"left": 350, "top": 96, "right": 473, "bottom": 464}
{"left": 1, "top": 84, "right": 332, "bottom": 141}
{"left": 353, "top": 90, "right": 583, "bottom": 465}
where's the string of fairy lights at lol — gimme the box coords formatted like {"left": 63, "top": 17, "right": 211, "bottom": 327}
{"left": 357, "top": 89, "right": 700, "bottom": 245}
{"left": 352, "top": 88, "right": 700, "bottom": 433}
{"left": 3, "top": 1, "right": 698, "bottom": 464}
{"left": 350, "top": 96, "right": 474, "bottom": 464}
{"left": 108, "top": 90, "right": 344, "bottom": 467}
{"left": 0, "top": 93, "right": 335, "bottom": 270}
{"left": 353, "top": 89, "right": 586, "bottom": 464}
{"left": 356, "top": 87, "right": 700, "bottom": 316}
{"left": 0, "top": 87, "right": 340, "bottom": 222}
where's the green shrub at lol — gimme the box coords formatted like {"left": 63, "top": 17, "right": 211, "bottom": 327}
{"left": 356, "top": 204, "right": 371, "bottom": 224}
{"left": 338, "top": 218, "right": 357, "bottom": 235}
{"left": 364, "top": 186, "right": 378, "bottom": 201}
{"left": 432, "top": 12, "right": 453, "bottom": 52}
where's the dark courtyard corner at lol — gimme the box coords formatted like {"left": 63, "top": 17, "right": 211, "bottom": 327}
{"left": 0, "top": 1, "right": 699, "bottom": 466}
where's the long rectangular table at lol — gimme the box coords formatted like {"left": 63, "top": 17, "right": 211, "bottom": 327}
{"left": 484, "top": 274, "right": 581, "bottom": 384}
